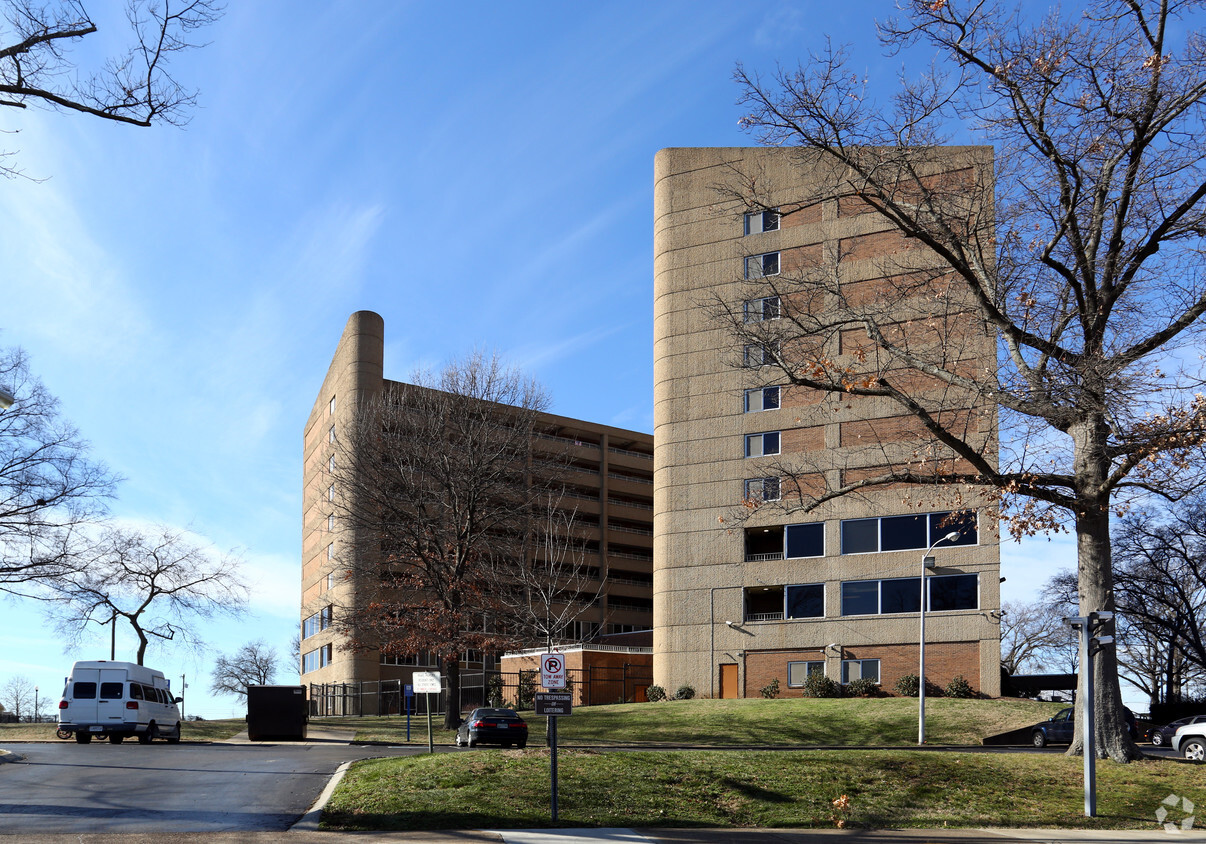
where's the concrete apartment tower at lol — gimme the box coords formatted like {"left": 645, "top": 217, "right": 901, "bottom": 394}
{"left": 300, "top": 311, "right": 655, "bottom": 706}
{"left": 653, "top": 147, "right": 1001, "bottom": 699}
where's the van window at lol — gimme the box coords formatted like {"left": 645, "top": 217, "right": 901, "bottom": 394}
{"left": 154, "top": 688, "right": 167, "bottom": 704}
{"left": 142, "top": 684, "right": 157, "bottom": 701}
{"left": 99, "top": 682, "right": 123, "bottom": 699}
{"left": 73, "top": 682, "right": 97, "bottom": 700}
{"left": 130, "top": 684, "right": 144, "bottom": 700}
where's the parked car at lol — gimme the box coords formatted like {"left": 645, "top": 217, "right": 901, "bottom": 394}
{"left": 1172, "top": 720, "right": 1206, "bottom": 761}
{"left": 1148, "top": 715, "right": 1206, "bottom": 747}
{"left": 1030, "top": 706, "right": 1138, "bottom": 747}
{"left": 454, "top": 707, "right": 528, "bottom": 748}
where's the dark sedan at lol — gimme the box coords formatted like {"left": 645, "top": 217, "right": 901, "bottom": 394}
{"left": 455, "top": 707, "right": 528, "bottom": 748}
{"left": 1031, "top": 706, "right": 1139, "bottom": 747}
{"left": 1149, "top": 714, "right": 1206, "bottom": 747}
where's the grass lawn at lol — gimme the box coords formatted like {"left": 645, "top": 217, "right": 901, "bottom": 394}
{"left": 320, "top": 696, "right": 1068, "bottom": 746}
{"left": 322, "top": 748, "right": 1206, "bottom": 832}
{"left": 0, "top": 718, "right": 247, "bottom": 742}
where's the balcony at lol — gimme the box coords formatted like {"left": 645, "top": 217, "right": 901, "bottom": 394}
{"left": 745, "top": 526, "right": 784, "bottom": 562}
{"left": 745, "top": 611, "right": 784, "bottom": 622}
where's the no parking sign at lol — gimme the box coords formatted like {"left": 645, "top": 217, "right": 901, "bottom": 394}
{"left": 540, "top": 653, "right": 566, "bottom": 689}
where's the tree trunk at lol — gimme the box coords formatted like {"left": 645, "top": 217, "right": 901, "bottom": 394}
{"left": 1068, "top": 420, "right": 1142, "bottom": 762}
{"left": 443, "top": 657, "right": 461, "bottom": 730}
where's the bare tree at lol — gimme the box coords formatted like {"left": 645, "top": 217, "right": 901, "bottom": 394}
{"left": 0, "top": 345, "right": 116, "bottom": 594}
{"left": 0, "top": 674, "right": 34, "bottom": 720}
{"left": 491, "top": 495, "right": 605, "bottom": 652}
{"left": 727, "top": 0, "right": 1206, "bottom": 761}
{"left": 329, "top": 352, "right": 557, "bottom": 729}
{"left": 0, "top": 0, "right": 222, "bottom": 179}
{"left": 210, "top": 640, "right": 278, "bottom": 700}
{"left": 1112, "top": 498, "right": 1206, "bottom": 704}
{"left": 1000, "top": 599, "right": 1070, "bottom": 677}
{"left": 46, "top": 525, "right": 248, "bottom": 665}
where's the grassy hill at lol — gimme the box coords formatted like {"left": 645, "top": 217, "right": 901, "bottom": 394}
{"left": 330, "top": 696, "right": 1068, "bottom": 746}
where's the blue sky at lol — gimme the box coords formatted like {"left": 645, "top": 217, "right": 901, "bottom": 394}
{"left": 0, "top": 2, "right": 1084, "bottom": 718}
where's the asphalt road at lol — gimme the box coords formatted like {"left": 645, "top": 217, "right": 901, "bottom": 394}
{"left": 0, "top": 738, "right": 422, "bottom": 834}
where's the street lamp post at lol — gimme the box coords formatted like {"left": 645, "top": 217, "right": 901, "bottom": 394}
{"left": 918, "top": 530, "right": 961, "bottom": 745}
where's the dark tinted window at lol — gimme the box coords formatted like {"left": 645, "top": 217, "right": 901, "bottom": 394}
{"left": 786, "top": 584, "right": 824, "bottom": 618}
{"left": 841, "top": 580, "right": 879, "bottom": 615}
{"left": 929, "top": 574, "right": 978, "bottom": 611}
{"left": 99, "top": 682, "right": 123, "bottom": 699}
{"left": 841, "top": 519, "right": 879, "bottom": 554}
{"left": 72, "top": 682, "right": 97, "bottom": 700}
{"left": 930, "top": 511, "right": 978, "bottom": 547}
{"left": 881, "top": 515, "right": 927, "bottom": 552}
{"left": 130, "top": 684, "right": 144, "bottom": 700}
{"left": 785, "top": 523, "right": 824, "bottom": 558}
{"left": 880, "top": 577, "right": 922, "bottom": 613}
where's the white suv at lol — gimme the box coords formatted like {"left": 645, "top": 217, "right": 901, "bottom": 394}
{"left": 1172, "top": 720, "right": 1206, "bottom": 762}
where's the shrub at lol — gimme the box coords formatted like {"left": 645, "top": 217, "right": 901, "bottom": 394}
{"left": 945, "top": 675, "right": 976, "bottom": 699}
{"left": 673, "top": 684, "right": 696, "bottom": 700}
{"left": 645, "top": 684, "right": 667, "bottom": 702}
{"left": 845, "top": 678, "right": 879, "bottom": 698}
{"left": 518, "top": 669, "right": 537, "bottom": 709}
{"left": 487, "top": 674, "right": 505, "bottom": 707}
{"left": 801, "top": 673, "right": 841, "bottom": 698}
{"left": 760, "top": 678, "right": 780, "bottom": 699}
{"left": 894, "top": 674, "right": 920, "bottom": 697}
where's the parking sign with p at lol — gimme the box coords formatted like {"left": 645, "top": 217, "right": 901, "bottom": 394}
{"left": 540, "top": 653, "right": 566, "bottom": 689}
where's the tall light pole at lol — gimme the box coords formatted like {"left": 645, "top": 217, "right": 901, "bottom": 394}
{"left": 0, "top": 388, "right": 13, "bottom": 409}
{"left": 918, "top": 530, "right": 961, "bottom": 745}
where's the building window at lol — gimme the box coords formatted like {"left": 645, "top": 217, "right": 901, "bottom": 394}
{"left": 327, "top": 484, "right": 335, "bottom": 502}
{"left": 744, "top": 477, "right": 780, "bottom": 502}
{"left": 744, "top": 342, "right": 778, "bottom": 367}
{"left": 303, "top": 605, "right": 333, "bottom": 639}
{"left": 842, "top": 659, "right": 880, "bottom": 684}
{"left": 787, "top": 661, "right": 824, "bottom": 687}
{"left": 328, "top": 425, "right": 336, "bottom": 444}
{"left": 328, "top": 454, "right": 335, "bottom": 473}
{"left": 744, "top": 296, "right": 780, "bottom": 323}
{"left": 840, "top": 510, "right": 979, "bottom": 554}
{"left": 841, "top": 574, "right": 979, "bottom": 616}
{"left": 744, "top": 386, "right": 780, "bottom": 412}
{"left": 745, "top": 431, "right": 781, "bottom": 458}
{"left": 786, "top": 583, "right": 824, "bottom": 618}
{"left": 327, "top": 543, "right": 334, "bottom": 560}
{"left": 327, "top": 514, "right": 335, "bottom": 532}
{"left": 744, "top": 210, "right": 779, "bottom": 235}
{"left": 840, "top": 580, "right": 880, "bottom": 616}
{"left": 326, "top": 571, "right": 336, "bottom": 590}
{"left": 786, "top": 522, "right": 824, "bottom": 558}
{"left": 745, "top": 251, "right": 780, "bottom": 279}
{"left": 381, "top": 652, "right": 438, "bottom": 666}
{"left": 329, "top": 396, "right": 336, "bottom": 415}
{"left": 303, "top": 644, "right": 332, "bottom": 673}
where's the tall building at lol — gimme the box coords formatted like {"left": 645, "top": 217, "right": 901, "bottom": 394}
{"left": 653, "top": 147, "right": 1001, "bottom": 699}
{"left": 300, "top": 311, "right": 654, "bottom": 699}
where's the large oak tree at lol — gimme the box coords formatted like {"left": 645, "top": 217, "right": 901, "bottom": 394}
{"left": 727, "top": 0, "right": 1206, "bottom": 760}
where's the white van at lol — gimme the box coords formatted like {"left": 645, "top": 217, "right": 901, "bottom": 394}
{"left": 57, "top": 660, "right": 182, "bottom": 744}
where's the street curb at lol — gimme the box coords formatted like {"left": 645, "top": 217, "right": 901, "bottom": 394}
{"left": 290, "top": 758, "right": 353, "bottom": 832}
{"left": 0, "top": 749, "right": 23, "bottom": 764}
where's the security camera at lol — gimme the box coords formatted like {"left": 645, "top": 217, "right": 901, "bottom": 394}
{"left": 725, "top": 620, "right": 734, "bottom": 626}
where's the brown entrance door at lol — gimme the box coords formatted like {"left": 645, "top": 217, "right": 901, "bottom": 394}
{"left": 718, "top": 664, "right": 739, "bottom": 699}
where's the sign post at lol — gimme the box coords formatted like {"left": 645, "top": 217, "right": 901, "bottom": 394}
{"left": 404, "top": 683, "right": 413, "bottom": 742}
{"left": 412, "top": 671, "right": 442, "bottom": 754}
{"left": 536, "top": 652, "right": 571, "bottom": 823}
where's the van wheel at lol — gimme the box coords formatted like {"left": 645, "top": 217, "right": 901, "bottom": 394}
{"left": 108, "top": 734, "right": 123, "bottom": 744}
{"left": 75, "top": 732, "right": 91, "bottom": 744}
{"left": 166, "top": 723, "right": 181, "bottom": 744}
{"left": 138, "top": 723, "right": 155, "bottom": 744}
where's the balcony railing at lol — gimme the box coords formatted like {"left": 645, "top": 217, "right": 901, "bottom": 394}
{"left": 608, "top": 472, "right": 652, "bottom": 485}
{"left": 609, "top": 550, "right": 653, "bottom": 562}
{"left": 608, "top": 497, "right": 653, "bottom": 510}
{"left": 745, "top": 612, "right": 784, "bottom": 622}
{"left": 537, "top": 432, "right": 601, "bottom": 449}
{"left": 744, "top": 551, "right": 784, "bottom": 562}
{"left": 608, "top": 446, "right": 653, "bottom": 460}
{"left": 609, "top": 523, "right": 653, "bottom": 536}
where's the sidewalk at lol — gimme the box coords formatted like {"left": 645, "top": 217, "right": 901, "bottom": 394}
{"left": 6, "top": 826, "right": 1206, "bottom": 843}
